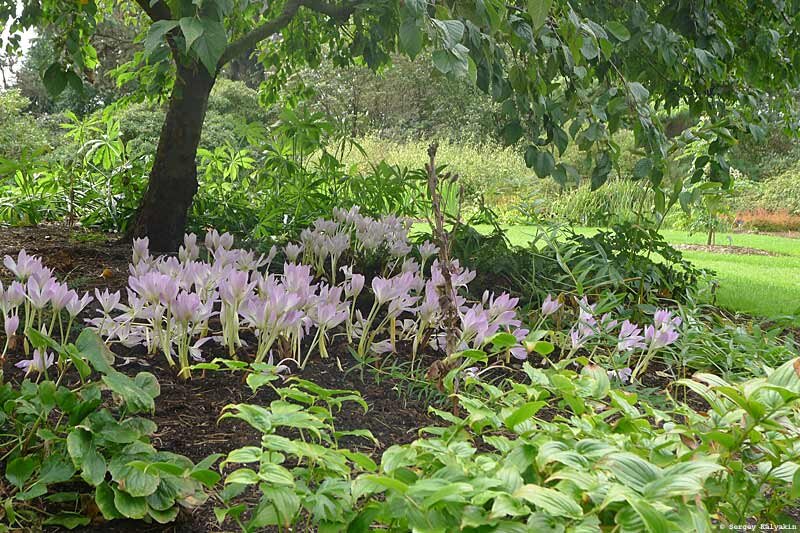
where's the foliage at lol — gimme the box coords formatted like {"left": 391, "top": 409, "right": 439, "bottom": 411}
{"left": 0, "top": 329, "right": 217, "bottom": 529}
{"left": 446, "top": 221, "right": 705, "bottom": 311}
{"left": 212, "top": 354, "right": 800, "bottom": 531}
{"left": 298, "top": 53, "right": 501, "bottom": 143}
{"left": 0, "top": 90, "right": 52, "bottom": 160}
{"left": 215, "top": 375, "right": 376, "bottom": 531}
{"left": 5, "top": 0, "right": 800, "bottom": 246}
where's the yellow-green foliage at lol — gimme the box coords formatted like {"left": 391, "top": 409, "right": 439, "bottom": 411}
{"left": 343, "top": 136, "right": 556, "bottom": 215}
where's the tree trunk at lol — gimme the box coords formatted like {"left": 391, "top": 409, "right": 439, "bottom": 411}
{"left": 131, "top": 63, "right": 215, "bottom": 252}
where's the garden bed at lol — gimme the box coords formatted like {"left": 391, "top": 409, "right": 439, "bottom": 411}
{"left": 2, "top": 226, "right": 439, "bottom": 531}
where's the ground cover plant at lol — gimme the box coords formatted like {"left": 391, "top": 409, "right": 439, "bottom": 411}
{"left": 3, "top": 217, "right": 800, "bottom": 531}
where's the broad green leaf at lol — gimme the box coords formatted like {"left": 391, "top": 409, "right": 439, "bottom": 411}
{"left": 527, "top": 0, "right": 552, "bottom": 30}
{"left": 606, "top": 21, "right": 631, "bottom": 42}
{"left": 42, "top": 63, "right": 68, "bottom": 97}
{"left": 76, "top": 329, "right": 115, "bottom": 374}
{"left": 180, "top": 17, "right": 205, "bottom": 49}
{"left": 400, "top": 18, "right": 423, "bottom": 58}
{"left": 113, "top": 486, "right": 148, "bottom": 519}
{"left": 145, "top": 19, "right": 179, "bottom": 58}
{"left": 505, "top": 401, "right": 546, "bottom": 429}
{"left": 191, "top": 18, "right": 227, "bottom": 74}
{"left": 514, "top": 484, "right": 583, "bottom": 519}
{"left": 95, "top": 482, "right": 124, "bottom": 520}
{"left": 6, "top": 456, "right": 36, "bottom": 488}
{"left": 606, "top": 453, "right": 661, "bottom": 492}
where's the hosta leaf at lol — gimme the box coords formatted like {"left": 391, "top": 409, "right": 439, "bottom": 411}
{"left": 504, "top": 401, "right": 546, "bottom": 429}
{"left": 6, "top": 456, "right": 36, "bottom": 488}
{"left": 149, "top": 505, "right": 180, "bottom": 524}
{"left": 112, "top": 485, "right": 148, "bottom": 519}
{"left": 514, "top": 484, "right": 583, "bottom": 519}
{"left": 606, "top": 453, "right": 661, "bottom": 492}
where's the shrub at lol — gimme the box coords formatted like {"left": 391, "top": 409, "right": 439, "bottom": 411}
{"left": 736, "top": 209, "right": 800, "bottom": 232}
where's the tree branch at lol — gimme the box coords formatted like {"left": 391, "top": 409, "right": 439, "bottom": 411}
{"left": 219, "top": 0, "right": 358, "bottom": 67}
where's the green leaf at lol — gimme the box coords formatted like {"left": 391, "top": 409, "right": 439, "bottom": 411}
{"left": 632, "top": 158, "right": 652, "bottom": 180}
{"left": 102, "top": 372, "right": 156, "bottom": 413}
{"left": 225, "top": 468, "right": 261, "bottom": 486}
{"left": 43, "top": 63, "right": 68, "bottom": 97}
{"left": 149, "top": 505, "right": 180, "bottom": 524}
{"left": 627, "top": 496, "right": 671, "bottom": 533}
{"left": 606, "top": 453, "right": 661, "bottom": 491}
{"left": 606, "top": 21, "right": 631, "bottom": 42}
{"left": 225, "top": 446, "right": 263, "bottom": 464}
{"left": 527, "top": 0, "right": 552, "bottom": 30}
{"left": 514, "top": 484, "right": 583, "bottom": 519}
{"left": 95, "top": 482, "right": 124, "bottom": 520}
{"left": 525, "top": 147, "right": 555, "bottom": 178}
{"left": 6, "top": 456, "right": 36, "bottom": 488}
{"left": 81, "top": 448, "right": 107, "bottom": 486}
{"left": 67, "top": 428, "right": 92, "bottom": 463}
{"left": 400, "top": 18, "right": 423, "bottom": 58}
{"left": 145, "top": 19, "right": 179, "bottom": 58}
{"left": 113, "top": 485, "right": 148, "bottom": 519}
{"left": 115, "top": 463, "right": 160, "bottom": 497}
{"left": 191, "top": 18, "right": 227, "bottom": 74}
{"left": 180, "top": 17, "right": 205, "bottom": 49}
{"left": 76, "top": 329, "right": 115, "bottom": 374}
{"left": 43, "top": 512, "right": 90, "bottom": 529}
{"left": 505, "top": 401, "right": 546, "bottom": 429}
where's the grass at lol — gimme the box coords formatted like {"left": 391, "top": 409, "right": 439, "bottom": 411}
{"left": 470, "top": 225, "right": 800, "bottom": 318}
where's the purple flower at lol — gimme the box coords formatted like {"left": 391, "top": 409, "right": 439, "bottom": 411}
{"left": 644, "top": 324, "right": 680, "bottom": 349}
{"left": 570, "top": 324, "right": 593, "bottom": 350}
{"left": 653, "top": 309, "right": 682, "bottom": 329}
{"left": 541, "top": 294, "right": 561, "bottom": 316}
{"left": 617, "top": 320, "right": 645, "bottom": 351}
{"left": 15, "top": 348, "right": 54, "bottom": 375}
{"left": 607, "top": 367, "right": 632, "bottom": 383}
{"left": 95, "top": 288, "right": 121, "bottom": 314}
{"left": 510, "top": 328, "right": 529, "bottom": 360}
{"left": 65, "top": 292, "right": 93, "bottom": 318}
{"left": 4, "top": 314, "right": 19, "bottom": 337}
{"left": 284, "top": 243, "right": 303, "bottom": 262}
{"left": 27, "top": 277, "right": 57, "bottom": 310}
{"left": 418, "top": 241, "right": 440, "bottom": 263}
{"left": 371, "top": 277, "right": 395, "bottom": 305}
{"left": 132, "top": 237, "right": 150, "bottom": 265}
{"left": 4, "top": 249, "right": 44, "bottom": 281}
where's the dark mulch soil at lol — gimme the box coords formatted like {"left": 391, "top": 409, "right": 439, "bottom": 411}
{"left": 674, "top": 243, "right": 781, "bottom": 256}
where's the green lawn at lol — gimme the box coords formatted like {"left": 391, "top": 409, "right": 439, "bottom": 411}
{"left": 472, "top": 225, "right": 800, "bottom": 318}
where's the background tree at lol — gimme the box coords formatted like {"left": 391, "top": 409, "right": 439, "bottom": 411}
{"left": 2, "top": 0, "right": 799, "bottom": 250}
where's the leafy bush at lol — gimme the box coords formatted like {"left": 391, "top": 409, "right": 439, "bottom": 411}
{"left": 0, "top": 329, "right": 217, "bottom": 529}
{"left": 447, "top": 222, "right": 706, "bottom": 310}
{"left": 214, "top": 355, "right": 800, "bottom": 531}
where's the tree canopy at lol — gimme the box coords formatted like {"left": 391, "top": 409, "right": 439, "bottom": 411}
{"left": 2, "top": 0, "right": 799, "bottom": 249}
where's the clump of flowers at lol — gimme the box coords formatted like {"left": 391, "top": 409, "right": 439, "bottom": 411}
{"left": 0, "top": 250, "right": 93, "bottom": 379}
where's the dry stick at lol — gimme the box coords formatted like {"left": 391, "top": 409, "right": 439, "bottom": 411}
{"left": 424, "top": 144, "right": 461, "bottom": 413}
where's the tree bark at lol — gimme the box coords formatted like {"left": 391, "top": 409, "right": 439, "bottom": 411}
{"left": 131, "top": 62, "right": 215, "bottom": 252}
